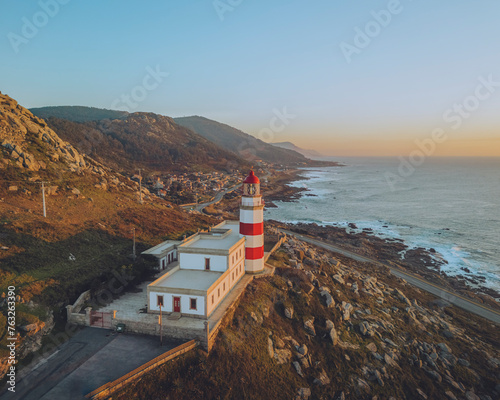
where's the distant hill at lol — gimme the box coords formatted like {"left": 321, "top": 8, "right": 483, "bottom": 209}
{"left": 30, "top": 107, "right": 336, "bottom": 167}
{"left": 30, "top": 106, "right": 129, "bottom": 122}
{"left": 271, "top": 141, "right": 323, "bottom": 159}
{"left": 45, "top": 113, "right": 247, "bottom": 174}
{"left": 174, "top": 116, "right": 326, "bottom": 166}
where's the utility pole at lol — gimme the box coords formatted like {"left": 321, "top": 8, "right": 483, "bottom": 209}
{"left": 138, "top": 168, "right": 143, "bottom": 204}
{"left": 132, "top": 228, "right": 136, "bottom": 259}
{"left": 159, "top": 303, "right": 163, "bottom": 346}
{"left": 41, "top": 181, "right": 47, "bottom": 218}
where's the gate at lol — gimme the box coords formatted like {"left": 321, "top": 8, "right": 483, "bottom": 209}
{"left": 90, "top": 311, "right": 112, "bottom": 328}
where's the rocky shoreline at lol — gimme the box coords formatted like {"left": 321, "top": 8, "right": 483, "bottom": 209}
{"left": 263, "top": 171, "right": 500, "bottom": 311}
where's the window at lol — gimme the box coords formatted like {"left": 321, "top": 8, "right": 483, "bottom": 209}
{"left": 218, "top": 288, "right": 220, "bottom": 297}
{"left": 205, "top": 258, "right": 210, "bottom": 270}
{"left": 232, "top": 272, "right": 234, "bottom": 281}
{"left": 211, "top": 295, "right": 214, "bottom": 304}
{"left": 190, "top": 298, "right": 197, "bottom": 310}
{"left": 232, "top": 255, "right": 234, "bottom": 264}
{"left": 157, "top": 295, "right": 164, "bottom": 307}
{"left": 223, "top": 282, "right": 225, "bottom": 291}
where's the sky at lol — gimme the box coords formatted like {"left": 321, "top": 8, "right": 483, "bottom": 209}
{"left": 1, "top": 0, "right": 500, "bottom": 156}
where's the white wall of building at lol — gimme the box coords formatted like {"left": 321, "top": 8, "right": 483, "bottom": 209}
{"left": 158, "top": 249, "right": 177, "bottom": 270}
{"left": 229, "top": 243, "right": 245, "bottom": 269}
{"left": 206, "top": 259, "right": 245, "bottom": 316}
{"left": 179, "top": 253, "right": 227, "bottom": 271}
{"left": 148, "top": 291, "right": 205, "bottom": 316}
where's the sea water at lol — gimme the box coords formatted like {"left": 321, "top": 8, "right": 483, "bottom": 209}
{"left": 265, "top": 157, "right": 500, "bottom": 292}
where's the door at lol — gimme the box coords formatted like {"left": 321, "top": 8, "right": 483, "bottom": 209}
{"left": 173, "top": 296, "right": 181, "bottom": 313}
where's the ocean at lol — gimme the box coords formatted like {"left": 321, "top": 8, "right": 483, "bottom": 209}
{"left": 265, "top": 157, "right": 500, "bottom": 293}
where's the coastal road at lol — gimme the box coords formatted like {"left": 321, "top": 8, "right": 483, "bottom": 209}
{"left": 181, "top": 183, "right": 242, "bottom": 213}
{"left": 279, "top": 229, "right": 500, "bottom": 325}
{"left": 181, "top": 169, "right": 270, "bottom": 213}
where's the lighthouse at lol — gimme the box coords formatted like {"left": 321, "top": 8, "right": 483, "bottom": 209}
{"left": 239, "top": 170, "right": 265, "bottom": 273}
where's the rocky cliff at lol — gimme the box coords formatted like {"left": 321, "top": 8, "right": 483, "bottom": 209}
{"left": 0, "top": 92, "right": 86, "bottom": 173}
{"left": 112, "top": 233, "right": 500, "bottom": 400}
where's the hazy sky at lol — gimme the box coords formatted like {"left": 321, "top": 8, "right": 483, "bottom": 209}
{"left": 2, "top": 0, "right": 499, "bottom": 156}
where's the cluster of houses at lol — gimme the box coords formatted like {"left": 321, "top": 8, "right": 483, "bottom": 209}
{"left": 131, "top": 171, "right": 243, "bottom": 203}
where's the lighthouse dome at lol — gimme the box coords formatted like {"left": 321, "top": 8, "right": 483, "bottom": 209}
{"left": 243, "top": 170, "right": 260, "bottom": 184}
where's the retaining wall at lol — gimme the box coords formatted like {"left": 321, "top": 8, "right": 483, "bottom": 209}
{"left": 86, "top": 340, "right": 198, "bottom": 399}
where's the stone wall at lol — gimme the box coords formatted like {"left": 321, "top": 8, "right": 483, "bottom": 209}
{"left": 66, "top": 291, "right": 91, "bottom": 326}
{"left": 87, "top": 340, "right": 198, "bottom": 399}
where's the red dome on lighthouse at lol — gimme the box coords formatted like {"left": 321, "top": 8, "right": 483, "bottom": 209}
{"left": 243, "top": 170, "right": 260, "bottom": 184}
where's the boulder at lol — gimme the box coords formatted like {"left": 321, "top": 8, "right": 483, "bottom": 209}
{"left": 313, "top": 369, "right": 330, "bottom": 386}
{"left": 359, "top": 321, "right": 375, "bottom": 337}
{"left": 465, "top": 390, "right": 481, "bottom": 400}
{"left": 297, "top": 354, "right": 310, "bottom": 369}
{"left": 366, "top": 342, "right": 377, "bottom": 353}
{"left": 424, "top": 368, "right": 442, "bottom": 382}
{"left": 303, "top": 318, "right": 316, "bottom": 336}
{"left": 372, "top": 369, "right": 384, "bottom": 386}
{"left": 298, "top": 344, "right": 308, "bottom": 356}
{"left": 294, "top": 388, "right": 311, "bottom": 400}
{"left": 267, "top": 337, "right": 274, "bottom": 358}
{"left": 273, "top": 348, "right": 292, "bottom": 364}
{"left": 384, "top": 353, "right": 398, "bottom": 368}
{"left": 465, "top": 392, "right": 480, "bottom": 400}
{"left": 437, "top": 342, "right": 452, "bottom": 354}
{"left": 333, "top": 274, "right": 345, "bottom": 285}
{"left": 326, "top": 320, "right": 338, "bottom": 346}
{"left": 273, "top": 336, "right": 285, "bottom": 349}
{"left": 458, "top": 358, "right": 470, "bottom": 367}
{"left": 284, "top": 305, "right": 294, "bottom": 319}
{"left": 355, "top": 378, "right": 371, "bottom": 396}
{"left": 320, "top": 290, "right": 334, "bottom": 308}
{"left": 293, "top": 361, "right": 304, "bottom": 377}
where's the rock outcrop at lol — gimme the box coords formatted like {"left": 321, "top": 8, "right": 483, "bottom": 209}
{"left": 1, "top": 93, "right": 86, "bottom": 172}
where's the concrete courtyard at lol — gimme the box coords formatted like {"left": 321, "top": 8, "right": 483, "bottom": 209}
{"left": 1, "top": 328, "right": 181, "bottom": 400}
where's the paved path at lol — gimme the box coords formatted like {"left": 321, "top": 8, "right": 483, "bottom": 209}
{"left": 0, "top": 328, "right": 178, "bottom": 400}
{"left": 181, "top": 183, "right": 242, "bottom": 213}
{"left": 280, "top": 229, "right": 500, "bottom": 325}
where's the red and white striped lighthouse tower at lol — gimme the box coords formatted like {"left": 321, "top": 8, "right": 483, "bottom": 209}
{"left": 240, "top": 170, "right": 264, "bottom": 273}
